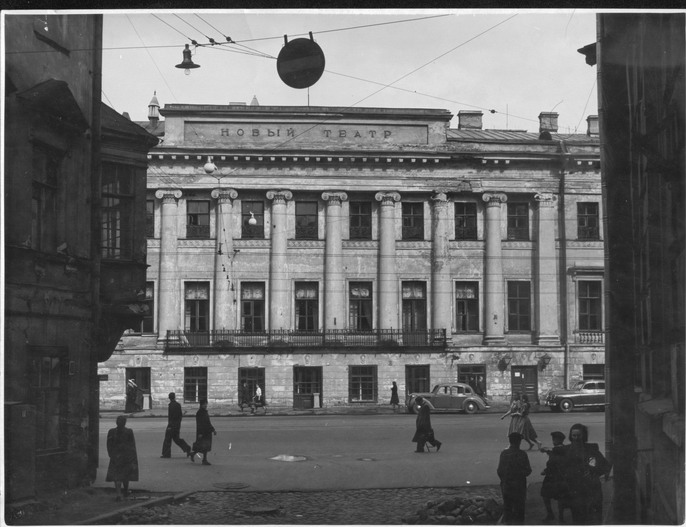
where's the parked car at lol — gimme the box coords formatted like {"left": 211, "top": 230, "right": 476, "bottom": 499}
{"left": 406, "top": 383, "right": 490, "bottom": 414}
{"left": 544, "top": 380, "right": 606, "bottom": 412}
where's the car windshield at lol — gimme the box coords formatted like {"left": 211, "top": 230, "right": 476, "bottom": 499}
{"left": 573, "top": 381, "right": 586, "bottom": 390}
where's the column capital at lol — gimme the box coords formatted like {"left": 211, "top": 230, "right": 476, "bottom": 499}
{"left": 431, "top": 191, "right": 449, "bottom": 204}
{"left": 211, "top": 188, "right": 238, "bottom": 202}
{"left": 266, "top": 190, "right": 293, "bottom": 204}
{"left": 534, "top": 193, "right": 557, "bottom": 207}
{"left": 322, "top": 191, "right": 348, "bottom": 205}
{"left": 482, "top": 192, "right": 508, "bottom": 206}
{"left": 375, "top": 191, "right": 401, "bottom": 205}
{"left": 155, "top": 189, "right": 182, "bottom": 202}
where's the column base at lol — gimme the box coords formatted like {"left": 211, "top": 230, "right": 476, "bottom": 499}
{"left": 482, "top": 335, "right": 506, "bottom": 346}
{"left": 535, "top": 334, "right": 561, "bottom": 346}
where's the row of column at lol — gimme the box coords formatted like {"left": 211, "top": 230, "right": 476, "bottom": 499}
{"left": 154, "top": 188, "right": 559, "bottom": 345}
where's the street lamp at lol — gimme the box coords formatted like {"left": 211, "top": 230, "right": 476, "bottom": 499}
{"left": 175, "top": 44, "right": 200, "bottom": 75}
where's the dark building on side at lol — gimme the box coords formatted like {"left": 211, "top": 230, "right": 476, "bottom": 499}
{"left": 4, "top": 13, "right": 157, "bottom": 501}
{"left": 585, "top": 12, "right": 685, "bottom": 525}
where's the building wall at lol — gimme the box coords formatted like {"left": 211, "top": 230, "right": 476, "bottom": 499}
{"left": 100, "top": 104, "right": 604, "bottom": 410}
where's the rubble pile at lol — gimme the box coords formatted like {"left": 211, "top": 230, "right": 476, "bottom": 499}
{"left": 402, "top": 495, "right": 502, "bottom": 524}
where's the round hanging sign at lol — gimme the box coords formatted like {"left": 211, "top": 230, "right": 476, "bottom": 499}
{"left": 277, "top": 37, "right": 325, "bottom": 89}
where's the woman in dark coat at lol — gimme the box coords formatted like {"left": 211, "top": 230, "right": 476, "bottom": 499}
{"left": 106, "top": 415, "right": 139, "bottom": 501}
{"left": 390, "top": 381, "right": 399, "bottom": 412}
{"left": 190, "top": 399, "right": 216, "bottom": 465}
{"left": 562, "top": 423, "right": 612, "bottom": 524}
{"left": 411, "top": 396, "right": 442, "bottom": 453}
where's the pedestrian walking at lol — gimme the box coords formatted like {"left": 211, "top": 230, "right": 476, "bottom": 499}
{"left": 190, "top": 399, "right": 216, "bottom": 465}
{"left": 540, "top": 431, "right": 571, "bottom": 523}
{"left": 125, "top": 379, "right": 142, "bottom": 412}
{"left": 251, "top": 384, "right": 263, "bottom": 414}
{"left": 562, "top": 423, "right": 612, "bottom": 524}
{"left": 500, "top": 393, "right": 523, "bottom": 434}
{"left": 390, "top": 381, "right": 399, "bottom": 412}
{"left": 497, "top": 432, "right": 532, "bottom": 525}
{"left": 161, "top": 392, "right": 192, "bottom": 459}
{"left": 519, "top": 394, "right": 543, "bottom": 450}
{"left": 106, "top": 415, "right": 139, "bottom": 501}
{"left": 239, "top": 381, "right": 251, "bottom": 411}
{"left": 411, "top": 396, "right": 442, "bottom": 453}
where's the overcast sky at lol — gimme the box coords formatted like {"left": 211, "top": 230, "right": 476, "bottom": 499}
{"left": 101, "top": 9, "right": 599, "bottom": 133}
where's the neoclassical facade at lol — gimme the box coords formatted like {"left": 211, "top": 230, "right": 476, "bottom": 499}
{"left": 99, "top": 101, "right": 604, "bottom": 410}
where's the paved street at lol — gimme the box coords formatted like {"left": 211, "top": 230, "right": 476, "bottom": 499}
{"left": 95, "top": 411, "right": 606, "bottom": 494}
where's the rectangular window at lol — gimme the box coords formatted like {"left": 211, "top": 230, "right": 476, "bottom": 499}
{"left": 141, "top": 282, "right": 154, "bottom": 333}
{"left": 349, "top": 202, "right": 372, "bottom": 240}
{"left": 455, "top": 282, "right": 479, "bottom": 332}
{"left": 185, "top": 282, "right": 209, "bottom": 332}
{"left": 241, "top": 282, "right": 265, "bottom": 333}
{"left": 349, "top": 282, "right": 373, "bottom": 331}
{"left": 242, "top": 200, "right": 264, "bottom": 239}
{"left": 507, "top": 202, "right": 529, "bottom": 240}
{"left": 145, "top": 200, "right": 155, "bottom": 238}
{"left": 579, "top": 280, "right": 602, "bottom": 330}
{"left": 349, "top": 365, "right": 378, "bottom": 403}
{"left": 455, "top": 202, "right": 477, "bottom": 240}
{"left": 101, "top": 163, "right": 134, "bottom": 259}
{"left": 295, "top": 282, "right": 318, "bottom": 331}
{"left": 402, "top": 202, "right": 424, "bottom": 240}
{"left": 29, "top": 348, "right": 67, "bottom": 452}
{"left": 186, "top": 200, "right": 210, "bottom": 239}
{"left": 402, "top": 281, "right": 427, "bottom": 331}
{"left": 577, "top": 202, "right": 600, "bottom": 240}
{"left": 184, "top": 367, "right": 207, "bottom": 403}
{"left": 295, "top": 201, "right": 318, "bottom": 240}
{"left": 31, "top": 145, "right": 60, "bottom": 252}
{"left": 508, "top": 281, "right": 531, "bottom": 331}
{"left": 406, "top": 364, "right": 431, "bottom": 394}
{"left": 458, "top": 365, "right": 488, "bottom": 398}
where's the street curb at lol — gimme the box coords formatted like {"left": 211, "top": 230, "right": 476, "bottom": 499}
{"left": 75, "top": 490, "right": 195, "bottom": 525}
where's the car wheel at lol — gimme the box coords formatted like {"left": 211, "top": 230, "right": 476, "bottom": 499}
{"left": 559, "top": 399, "right": 574, "bottom": 412}
{"left": 464, "top": 401, "right": 478, "bottom": 414}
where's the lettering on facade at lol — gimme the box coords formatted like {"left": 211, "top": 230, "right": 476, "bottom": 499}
{"left": 185, "top": 122, "right": 427, "bottom": 145}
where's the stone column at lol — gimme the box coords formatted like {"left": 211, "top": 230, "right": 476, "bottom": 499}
{"left": 155, "top": 189, "right": 182, "bottom": 341}
{"left": 322, "top": 192, "right": 348, "bottom": 331}
{"left": 482, "top": 192, "right": 507, "bottom": 345}
{"left": 534, "top": 193, "right": 560, "bottom": 345}
{"left": 211, "top": 188, "right": 238, "bottom": 331}
{"left": 266, "top": 190, "right": 292, "bottom": 330}
{"left": 375, "top": 192, "right": 401, "bottom": 330}
{"left": 431, "top": 191, "right": 452, "bottom": 334}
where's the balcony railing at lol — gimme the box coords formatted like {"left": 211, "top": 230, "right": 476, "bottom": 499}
{"left": 165, "top": 328, "right": 447, "bottom": 353}
{"left": 575, "top": 330, "right": 605, "bottom": 344}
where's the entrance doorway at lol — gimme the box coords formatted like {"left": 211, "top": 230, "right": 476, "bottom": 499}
{"left": 125, "top": 367, "right": 150, "bottom": 411}
{"left": 293, "top": 366, "right": 322, "bottom": 409}
{"left": 511, "top": 366, "right": 539, "bottom": 403}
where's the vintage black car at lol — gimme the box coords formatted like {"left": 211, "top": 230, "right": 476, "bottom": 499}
{"left": 544, "top": 380, "right": 606, "bottom": 412}
{"left": 406, "top": 383, "right": 490, "bottom": 414}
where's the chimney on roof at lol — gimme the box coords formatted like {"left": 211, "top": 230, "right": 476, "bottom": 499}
{"left": 148, "top": 91, "right": 160, "bottom": 127}
{"left": 539, "top": 112, "right": 558, "bottom": 133}
{"left": 586, "top": 115, "right": 599, "bottom": 136}
{"left": 457, "top": 110, "right": 483, "bottom": 130}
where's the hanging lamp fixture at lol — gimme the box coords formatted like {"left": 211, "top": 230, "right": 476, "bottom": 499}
{"left": 176, "top": 44, "right": 200, "bottom": 75}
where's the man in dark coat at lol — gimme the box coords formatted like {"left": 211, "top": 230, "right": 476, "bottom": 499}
{"left": 540, "top": 431, "right": 570, "bottom": 523}
{"left": 240, "top": 381, "right": 251, "bottom": 411}
{"left": 161, "top": 392, "right": 192, "bottom": 458}
{"left": 497, "top": 432, "right": 532, "bottom": 524}
{"left": 562, "top": 423, "right": 612, "bottom": 524}
{"left": 411, "top": 396, "right": 442, "bottom": 453}
{"left": 190, "top": 398, "right": 216, "bottom": 465}
{"left": 106, "top": 415, "right": 139, "bottom": 501}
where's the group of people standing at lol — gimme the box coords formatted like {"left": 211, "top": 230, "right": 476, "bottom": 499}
{"left": 105, "top": 392, "right": 216, "bottom": 501}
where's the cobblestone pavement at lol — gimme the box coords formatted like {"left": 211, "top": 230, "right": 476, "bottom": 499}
{"left": 106, "top": 486, "right": 502, "bottom": 525}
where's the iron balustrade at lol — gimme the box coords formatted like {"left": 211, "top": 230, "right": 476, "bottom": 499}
{"left": 164, "top": 328, "right": 447, "bottom": 353}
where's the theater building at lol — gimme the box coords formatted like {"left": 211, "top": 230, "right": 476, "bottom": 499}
{"left": 99, "top": 99, "right": 604, "bottom": 410}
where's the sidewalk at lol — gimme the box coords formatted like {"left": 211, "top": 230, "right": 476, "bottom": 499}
{"left": 100, "top": 400, "right": 513, "bottom": 419}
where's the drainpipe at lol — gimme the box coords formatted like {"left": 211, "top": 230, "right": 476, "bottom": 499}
{"left": 558, "top": 139, "right": 570, "bottom": 389}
